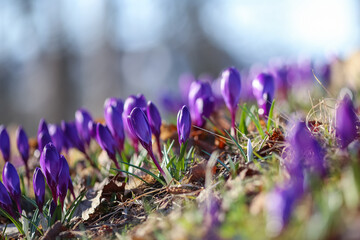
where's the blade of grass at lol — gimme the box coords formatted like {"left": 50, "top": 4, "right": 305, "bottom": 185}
{"left": 116, "top": 170, "right": 150, "bottom": 185}
{"left": 0, "top": 208, "right": 24, "bottom": 235}
{"left": 224, "top": 129, "right": 247, "bottom": 160}
{"left": 63, "top": 191, "right": 87, "bottom": 223}
{"left": 113, "top": 161, "right": 166, "bottom": 186}
{"left": 202, "top": 150, "right": 230, "bottom": 172}
{"left": 239, "top": 105, "right": 265, "bottom": 138}
{"left": 238, "top": 106, "right": 248, "bottom": 134}
{"left": 20, "top": 213, "right": 43, "bottom": 235}
{"left": 266, "top": 99, "right": 276, "bottom": 132}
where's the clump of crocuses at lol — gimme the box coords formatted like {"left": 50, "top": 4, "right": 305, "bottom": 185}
{"left": 220, "top": 67, "right": 242, "bottom": 136}
{"left": 40, "top": 143, "right": 73, "bottom": 208}
{"left": 252, "top": 73, "right": 275, "bottom": 117}
{"left": 335, "top": 95, "right": 358, "bottom": 149}
{"left": 128, "top": 107, "right": 171, "bottom": 184}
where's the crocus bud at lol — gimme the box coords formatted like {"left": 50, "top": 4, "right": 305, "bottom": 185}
{"left": 147, "top": 101, "right": 162, "bottom": 139}
{"left": 188, "top": 81, "right": 214, "bottom": 127}
{"left": 128, "top": 107, "right": 168, "bottom": 182}
{"left": 104, "top": 99, "right": 125, "bottom": 153}
{"left": 0, "top": 125, "right": 10, "bottom": 162}
{"left": 57, "top": 156, "right": 70, "bottom": 208}
{"left": 0, "top": 181, "right": 14, "bottom": 217}
{"left": 335, "top": 96, "right": 358, "bottom": 149}
{"left": 75, "top": 108, "right": 93, "bottom": 146}
{"left": 2, "top": 162, "right": 22, "bottom": 213}
{"left": 61, "top": 121, "right": 86, "bottom": 154}
{"left": 252, "top": 73, "right": 275, "bottom": 117}
{"left": 33, "top": 167, "right": 45, "bottom": 213}
{"left": 122, "top": 94, "right": 147, "bottom": 153}
{"left": 37, "top": 118, "right": 52, "bottom": 153}
{"left": 147, "top": 101, "right": 163, "bottom": 159}
{"left": 177, "top": 105, "right": 191, "bottom": 147}
{"left": 48, "top": 124, "right": 65, "bottom": 153}
{"left": 221, "top": 67, "right": 242, "bottom": 114}
{"left": 127, "top": 108, "right": 152, "bottom": 151}
{"left": 96, "top": 123, "right": 120, "bottom": 169}
{"left": 16, "top": 126, "right": 29, "bottom": 164}
{"left": 40, "top": 143, "right": 62, "bottom": 203}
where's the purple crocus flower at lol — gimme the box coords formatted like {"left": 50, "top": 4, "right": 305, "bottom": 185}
{"left": 188, "top": 81, "right": 214, "bottom": 127}
{"left": 128, "top": 107, "right": 169, "bottom": 183}
{"left": 147, "top": 101, "right": 163, "bottom": 159}
{"left": 40, "top": 143, "right": 62, "bottom": 204}
{"left": 37, "top": 119, "right": 52, "bottom": 153}
{"left": 75, "top": 108, "right": 93, "bottom": 146}
{"left": 33, "top": 167, "right": 45, "bottom": 213}
{"left": 48, "top": 124, "right": 65, "bottom": 154}
{"left": 122, "top": 94, "right": 147, "bottom": 153}
{"left": 61, "top": 121, "right": 86, "bottom": 154}
{"left": 266, "top": 180, "right": 303, "bottom": 234}
{"left": 16, "top": 126, "right": 30, "bottom": 183}
{"left": 104, "top": 98, "right": 125, "bottom": 153}
{"left": 0, "top": 125, "right": 10, "bottom": 162}
{"left": 287, "top": 121, "right": 326, "bottom": 179}
{"left": 335, "top": 96, "right": 358, "bottom": 149}
{"left": 96, "top": 123, "right": 120, "bottom": 169}
{"left": 177, "top": 105, "right": 191, "bottom": 147}
{"left": 252, "top": 73, "right": 275, "bottom": 117}
{"left": 220, "top": 67, "right": 242, "bottom": 136}
{"left": 57, "top": 156, "right": 70, "bottom": 208}
{"left": 2, "top": 162, "right": 22, "bottom": 214}
{"left": 0, "top": 181, "right": 14, "bottom": 217}
{"left": 88, "top": 121, "right": 97, "bottom": 139}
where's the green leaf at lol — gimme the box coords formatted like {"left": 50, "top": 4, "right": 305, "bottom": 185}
{"left": 51, "top": 205, "right": 62, "bottom": 225}
{"left": 266, "top": 99, "right": 276, "bottom": 132}
{"left": 239, "top": 105, "right": 265, "bottom": 138}
{"left": 64, "top": 191, "right": 87, "bottom": 224}
{"left": 202, "top": 150, "right": 230, "bottom": 172}
{"left": 224, "top": 129, "right": 247, "bottom": 160}
{"left": 0, "top": 208, "right": 24, "bottom": 235}
{"left": 113, "top": 161, "right": 166, "bottom": 186}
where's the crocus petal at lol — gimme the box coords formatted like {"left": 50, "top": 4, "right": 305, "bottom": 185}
{"left": 33, "top": 167, "right": 45, "bottom": 212}
{"left": 75, "top": 108, "right": 93, "bottom": 145}
{"left": 16, "top": 126, "right": 29, "bottom": 163}
{"left": 0, "top": 126, "right": 11, "bottom": 162}
{"left": 128, "top": 107, "right": 152, "bottom": 150}
{"left": 220, "top": 67, "right": 242, "bottom": 112}
{"left": 2, "top": 162, "right": 22, "bottom": 213}
{"left": 147, "top": 101, "right": 162, "bottom": 138}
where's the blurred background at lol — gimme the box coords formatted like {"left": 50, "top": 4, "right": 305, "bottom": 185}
{"left": 1, "top": 0, "right": 360, "bottom": 136}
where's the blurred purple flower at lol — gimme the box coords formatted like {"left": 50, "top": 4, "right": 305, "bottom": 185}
{"left": 159, "top": 91, "right": 183, "bottom": 114}
{"left": 188, "top": 81, "right": 214, "bottom": 127}
{"left": 335, "top": 96, "right": 358, "bottom": 149}
{"left": 252, "top": 73, "right": 275, "bottom": 117}
{"left": 266, "top": 180, "right": 303, "bottom": 234}
{"left": 37, "top": 119, "right": 52, "bottom": 153}
{"left": 179, "top": 73, "right": 195, "bottom": 104}
{"left": 75, "top": 108, "right": 93, "bottom": 146}
{"left": 123, "top": 94, "right": 147, "bottom": 153}
{"left": 16, "top": 126, "right": 30, "bottom": 183}
{"left": 61, "top": 121, "right": 86, "bottom": 154}
{"left": 48, "top": 124, "right": 65, "bottom": 154}
{"left": 40, "top": 143, "right": 62, "bottom": 204}
{"left": 177, "top": 105, "right": 191, "bottom": 147}
{"left": 104, "top": 98, "right": 125, "bottom": 153}
{"left": 0, "top": 125, "right": 10, "bottom": 162}
{"left": 220, "top": 67, "right": 242, "bottom": 135}
{"left": 0, "top": 181, "right": 14, "bottom": 217}
{"left": 288, "top": 121, "right": 326, "bottom": 179}
{"left": 96, "top": 123, "right": 120, "bottom": 169}
{"left": 2, "top": 162, "right": 22, "bottom": 214}
{"left": 57, "top": 155, "right": 70, "bottom": 208}
{"left": 33, "top": 167, "right": 45, "bottom": 213}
